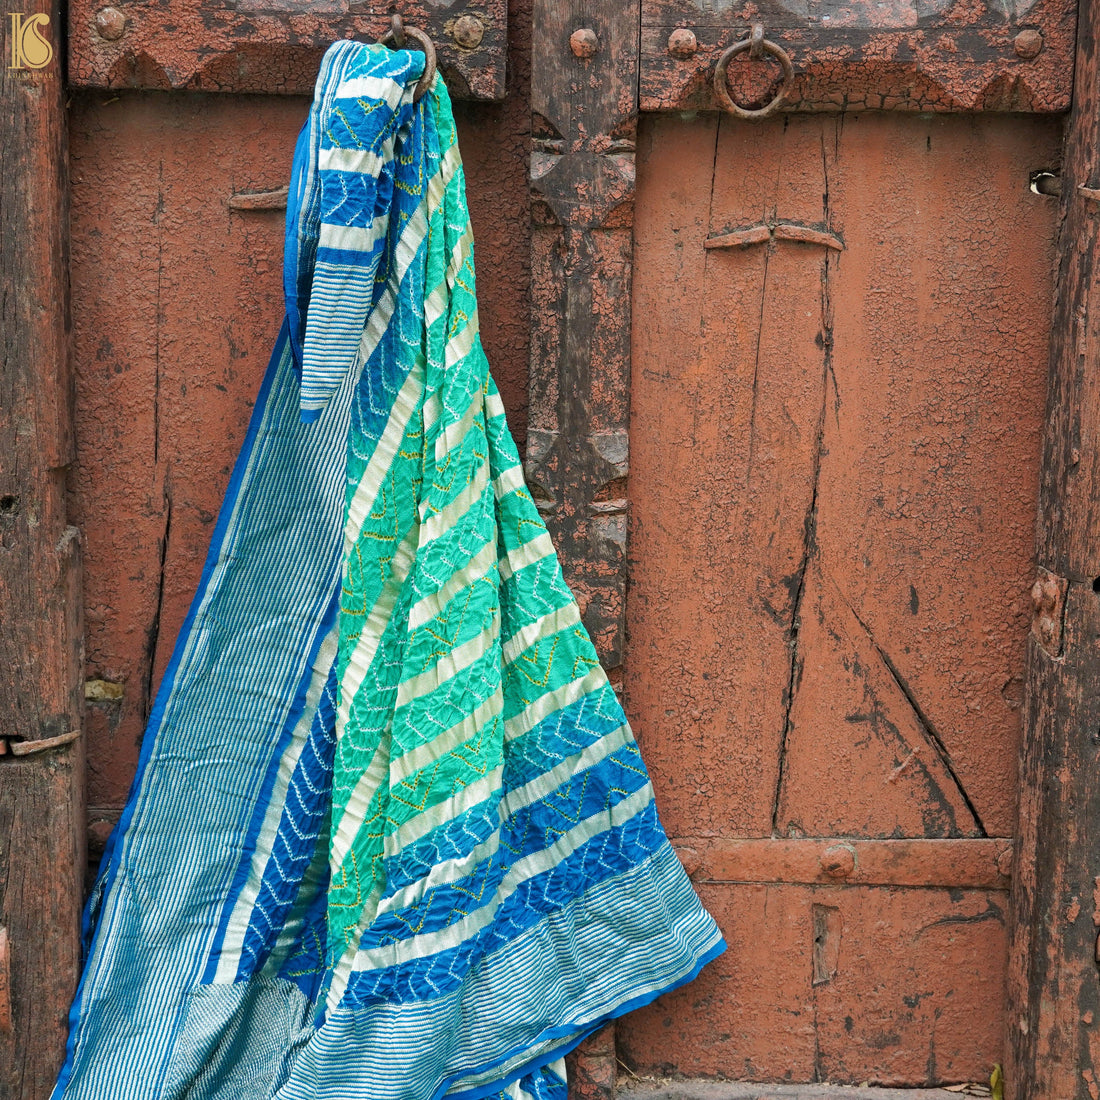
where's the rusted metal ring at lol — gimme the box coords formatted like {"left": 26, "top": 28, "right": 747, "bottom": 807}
{"left": 713, "top": 26, "right": 793, "bottom": 121}
{"left": 379, "top": 15, "right": 437, "bottom": 101}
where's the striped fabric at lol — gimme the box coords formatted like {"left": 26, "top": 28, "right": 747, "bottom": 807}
{"left": 54, "top": 42, "right": 724, "bottom": 1100}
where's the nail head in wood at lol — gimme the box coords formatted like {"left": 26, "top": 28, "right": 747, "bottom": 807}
{"left": 569, "top": 28, "right": 599, "bottom": 59}
{"left": 667, "top": 28, "right": 697, "bottom": 59}
{"left": 820, "top": 843, "right": 857, "bottom": 879}
{"left": 1014, "top": 28, "right": 1044, "bottom": 59}
{"left": 451, "top": 15, "right": 485, "bottom": 50}
{"left": 94, "top": 6, "right": 127, "bottom": 40}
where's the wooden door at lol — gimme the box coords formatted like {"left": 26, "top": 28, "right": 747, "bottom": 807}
{"left": 1, "top": 0, "right": 1096, "bottom": 1092}
{"left": 622, "top": 108, "right": 1057, "bottom": 1085}
{"left": 526, "top": 0, "right": 1080, "bottom": 1095}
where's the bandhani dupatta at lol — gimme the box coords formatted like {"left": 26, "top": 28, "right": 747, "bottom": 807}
{"left": 54, "top": 42, "right": 724, "bottom": 1100}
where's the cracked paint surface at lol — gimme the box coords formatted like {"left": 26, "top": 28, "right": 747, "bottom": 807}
{"left": 621, "top": 109, "right": 1061, "bottom": 1084}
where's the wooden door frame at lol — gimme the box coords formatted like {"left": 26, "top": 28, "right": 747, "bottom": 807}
{"left": 1006, "top": 0, "right": 1100, "bottom": 1097}
{"left": 1, "top": 0, "right": 86, "bottom": 1094}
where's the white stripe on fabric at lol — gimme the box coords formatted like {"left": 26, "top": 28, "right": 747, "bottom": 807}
{"left": 485, "top": 388, "right": 507, "bottom": 422}
{"left": 501, "top": 604, "right": 581, "bottom": 666}
{"left": 385, "top": 768, "right": 502, "bottom": 857}
{"left": 505, "top": 666, "right": 607, "bottom": 743}
{"left": 388, "top": 688, "right": 502, "bottom": 785}
{"left": 318, "top": 146, "right": 386, "bottom": 176}
{"left": 352, "top": 781, "right": 653, "bottom": 973}
{"left": 443, "top": 310, "right": 478, "bottom": 370}
{"left": 492, "top": 463, "right": 526, "bottom": 502}
{"left": 395, "top": 615, "right": 500, "bottom": 708}
{"left": 434, "top": 380, "right": 483, "bottom": 466}
{"left": 419, "top": 458, "right": 489, "bottom": 546}
{"left": 407, "top": 540, "right": 496, "bottom": 632}
{"left": 330, "top": 74, "right": 408, "bottom": 103}
{"left": 213, "top": 625, "right": 340, "bottom": 983}
{"left": 336, "top": 526, "right": 419, "bottom": 742}
{"left": 498, "top": 533, "right": 555, "bottom": 583}
{"left": 316, "top": 218, "right": 389, "bottom": 258}
{"left": 342, "top": 365, "right": 424, "bottom": 551}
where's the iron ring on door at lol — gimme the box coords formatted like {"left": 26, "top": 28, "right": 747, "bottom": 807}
{"left": 379, "top": 14, "right": 437, "bottom": 102}
{"left": 713, "top": 25, "right": 794, "bottom": 121}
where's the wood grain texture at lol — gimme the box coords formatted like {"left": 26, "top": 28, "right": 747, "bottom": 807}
{"left": 68, "top": 0, "right": 508, "bottom": 98}
{"left": 625, "top": 110, "right": 1059, "bottom": 1083}
{"left": 640, "top": 0, "right": 1075, "bottom": 113}
{"left": 0, "top": 1, "right": 86, "bottom": 1092}
{"left": 528, "top": 0, "right": 639, "bottom": 670}
{"left": 1006, "top": 1, "right": 1100, "bottom": 1096}
{"left": 619, "top": 883, "right": 1008, "bottom": 1085}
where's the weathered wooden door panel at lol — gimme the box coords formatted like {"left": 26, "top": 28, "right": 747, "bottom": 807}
{"left": 620, "top": 110, "right": 1060, "bottom": 1082}
{"left": 619, "top": 883, "right": 1006, "bottom": 1083}
{"left": 68, "top": 87, "right": 532, "bottom": 859}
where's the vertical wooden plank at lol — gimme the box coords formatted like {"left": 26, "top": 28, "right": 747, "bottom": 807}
{"left": 528, "top": 0, "right": 639, "bottom": 671}
{"left": 0, "top": 2, "right": 86, "bottom": 1095}
{"left": 1007, "top": 1, "right": 1100, "bottom": 1096}
{"left": 528, "top": 0, "right": 639, "bottom": 1094}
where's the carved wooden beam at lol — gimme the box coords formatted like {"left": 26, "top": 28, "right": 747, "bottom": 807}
{"left": 528, "top": 0, "right": 639, "bottom": 674}
{"left": 641, "top": 0, "right": 1075, "bottom": 113}
{"left": 529, "top": 2, "right": 640, "bottom": 1094}
{"left": 68, "top": 0, "right": 507, "bottom": 97}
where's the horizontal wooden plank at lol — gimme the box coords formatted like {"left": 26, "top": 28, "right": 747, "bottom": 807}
{"left": 620, "top": 1084, "right": 974, "bottom": 1100}
{"left": 640, "top": 0, "right": 1074, "bottom": 112}
{"left": 618, "top": 883, "right": 1006, "bottom": 1083}
{"left": 68, "top": 0, "right": 507, "bottom": 97}
{"left": 672, "top": 838, "right": 1013, "bottom": 888}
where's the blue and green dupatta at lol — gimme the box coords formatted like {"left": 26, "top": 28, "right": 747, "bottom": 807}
{"left": 53, "top": 42, "right": 724, "bottom": 1100}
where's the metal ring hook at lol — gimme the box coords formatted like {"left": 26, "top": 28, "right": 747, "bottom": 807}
{"left": 379, "top": 13, "right": 437, "bottom": 101}
{"left": 713, "top": 24, "right": 794, "bottom": 121}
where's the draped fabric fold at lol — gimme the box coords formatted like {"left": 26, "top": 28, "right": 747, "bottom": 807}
{"left": 54, "top": 42, "right": 724, "bottom": 1100}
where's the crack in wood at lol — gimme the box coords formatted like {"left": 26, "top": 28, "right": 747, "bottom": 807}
{"left": 840, "top": 592, "right": 988, "bottom": 839}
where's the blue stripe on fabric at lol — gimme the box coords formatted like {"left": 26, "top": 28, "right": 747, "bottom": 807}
{"left": 204, "top": 588, "right": 341, "bottom": 985}
{"left": 314, "top": 242, "right": 388, "bottom": 267}
{"left": 504, "top": 685, "right": 626, "bottom": 789}
{"left": 383, "top": 800, "right": 501, "bottom": 898}
{"left": 345, "top": 798, "right": 668, "bottom": 1006}
{"left": 236, "top": 663, "right": 339, "bottom": 981}
{"left": 360, "top": 748, "right": 652, "bottom": 949}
